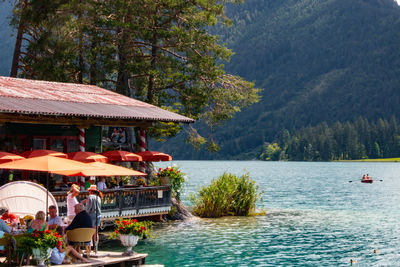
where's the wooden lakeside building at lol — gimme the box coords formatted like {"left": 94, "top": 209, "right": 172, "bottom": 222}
{"left": 0, "top": 76, "right": 194, "bottom": 222}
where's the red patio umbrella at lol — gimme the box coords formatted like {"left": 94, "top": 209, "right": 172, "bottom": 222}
{"left": 0, "top": 152, "right": 25, "bottom": 163}
{"left": 102, "top": 150, "right": 142, "bottom": 162}
{"left": 67, "top": 151, "right": 108, "bottom": 163}
{"left": 136, "top": 151, "right": 172, "bottom": 162}
{"left": 20, "top": 149, "right": 67, "bottom": 158}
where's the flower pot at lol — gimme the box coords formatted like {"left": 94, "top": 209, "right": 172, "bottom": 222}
{"left": 32, "top": 247, "right": 52, "bottom": 267}
{"left": 120, "top": 234, "right": 139, "bottom": 256}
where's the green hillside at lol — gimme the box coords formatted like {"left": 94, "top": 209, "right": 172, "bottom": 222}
{"left": 1, "top": 0, "right": 400, "bottom": 160}
{"left": 155, "top": 0, "right": 400, "bottom": 159}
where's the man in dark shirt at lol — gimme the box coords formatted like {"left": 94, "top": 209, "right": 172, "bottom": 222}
{"left": 65, "top": 203, "right": 92, "bottom": 231}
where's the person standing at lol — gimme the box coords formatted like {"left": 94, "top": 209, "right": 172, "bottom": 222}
{"left": 67, "top": 184, "right": 80, "bottom": 224}
{"left": 84, "top": 185, "right": 102, "bottom": 252}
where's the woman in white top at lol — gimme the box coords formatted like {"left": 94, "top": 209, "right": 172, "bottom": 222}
{"left": 66, "top": 184, "right": 80, "bottom": 223}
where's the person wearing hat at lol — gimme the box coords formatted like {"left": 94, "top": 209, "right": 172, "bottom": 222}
{"left": 84, "top": 184, "right": 102, "bottom": 252}
{"left": 67, "top": 184, "right": 80, "bottom": 224}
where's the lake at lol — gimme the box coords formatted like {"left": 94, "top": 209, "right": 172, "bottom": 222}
{"left": 132, "top": 161, "right": 400, "bottom": 266}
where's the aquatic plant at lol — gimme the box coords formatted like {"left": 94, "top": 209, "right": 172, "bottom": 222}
{"left": 190, "top": 172, "right": 262, "bottom": 218}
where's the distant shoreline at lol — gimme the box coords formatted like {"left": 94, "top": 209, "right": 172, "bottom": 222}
{"left": 339, "top": 158, "right": 400, "bottom": 162}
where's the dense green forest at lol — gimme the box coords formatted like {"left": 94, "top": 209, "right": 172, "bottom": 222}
{"left": 154, "top": 0, "right": 400, "bottom": 160}
{"left": 261, "top": 117, "right": 400, "bottom": 161}
{"left": 1, "top": 0, "right": 400, "bottom": 160}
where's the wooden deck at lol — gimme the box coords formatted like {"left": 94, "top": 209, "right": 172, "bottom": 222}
{"left": 2, "top": 251, "right": 162, "bottom": 267}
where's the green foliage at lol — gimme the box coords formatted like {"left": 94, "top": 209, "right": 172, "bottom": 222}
{"left": 260, "top": 142, "right": 281, "bottom": 161}
{"left": 190, "top": 172, "right": 262, "bottom": 218}
{"left": 15, "top": 230, "right": 64, "bottom": 255}
{"left": 266, "top": 117, "right": 400, "bottom": 161}
{"left": 156, "top": 166, "right": 186, "bottom": 201}
{"left": 153, "top": 0, "right": 400, "bottom": 160}
{"left": 8, "top": 0, "right": 260, "bottom": 150}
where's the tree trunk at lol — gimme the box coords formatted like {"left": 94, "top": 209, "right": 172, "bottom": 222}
{"left": 10, "top": 0, "right": 28, "bottom": 77}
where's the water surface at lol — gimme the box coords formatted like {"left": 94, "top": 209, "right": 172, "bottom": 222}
{"left": 132, "top": 161, "right": 400, "bottom": 266}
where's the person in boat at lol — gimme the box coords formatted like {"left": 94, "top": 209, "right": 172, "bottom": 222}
{"left": 366, "top": 174, "right": 371, "bottom": 180}
{"left": 362, "top": 174, "right": 366, "bottom": 180}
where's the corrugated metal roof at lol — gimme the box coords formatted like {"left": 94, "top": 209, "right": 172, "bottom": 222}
{"left": 0, "top": 76, "right": 194, "bottom": 123}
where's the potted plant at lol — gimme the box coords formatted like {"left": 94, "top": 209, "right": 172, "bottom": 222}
{"left": 136, "top": 178, "right": 146, "bottom": 187}
{"left": 16, "top": 230, "right": 63, "bottom": 266}
{"left": 156, "top": 166, "right": 186, "bottom": 201}
{"left": 110, "top": 218, "right": 151, "bottom": 256}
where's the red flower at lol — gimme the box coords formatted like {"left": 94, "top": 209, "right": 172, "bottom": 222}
{"left": 57, "top": 241, "right": 62, "bottom": 248}
{"left": 115, "top": 230, "right": 119, "bottom": 234}
{"left": 141, "top": 226, "right": 146, "bottom": 230}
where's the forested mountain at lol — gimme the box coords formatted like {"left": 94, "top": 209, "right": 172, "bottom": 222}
{"left": 1, "top": 0, "right": 400, "bottom": 160}
{"left": 154, "top": 0, "right": 400, "bottom": 159}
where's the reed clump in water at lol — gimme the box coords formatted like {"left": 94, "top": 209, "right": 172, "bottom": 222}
{"left": 190, "top": 172, "right": 262, "bottom": 218}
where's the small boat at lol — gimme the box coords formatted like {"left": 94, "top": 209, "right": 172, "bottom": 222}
{"left": 361, "top": 179, "right": 373, "bottom": 183}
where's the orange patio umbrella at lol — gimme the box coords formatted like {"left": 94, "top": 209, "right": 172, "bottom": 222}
{"left": 67, "top": 151, "right": 108, "bottom": 163}
{"left": 0, "top": 155, "right": 102, "bottom": 218}
{"left": 59, "top": 162, "right": 147, "bottom": 177}
{"left": 0, "top": 152, "right": 25, "bottom": 163}
{"left": 20, "top": 149, "right": 67, "bottom": 158}
{"left": 102, "top": 150, "right": 142, "bottom": 162}
{"left": 0, "top": 155, "right": 101, "bottom": 175}
{"left": 136, "top": 151, "right": 172, "bottom": 162}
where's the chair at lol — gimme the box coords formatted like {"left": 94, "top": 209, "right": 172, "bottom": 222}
{"left": 66, "top": 228, "right": 95, "bottom": 258}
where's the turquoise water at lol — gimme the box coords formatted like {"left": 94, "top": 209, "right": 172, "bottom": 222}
{"left": 133, "top": 161, "right": 400, "bottom": 266}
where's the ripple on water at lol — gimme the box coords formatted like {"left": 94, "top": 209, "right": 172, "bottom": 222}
{"left": 131, "top": 161, "right": 400, "bottom": 266}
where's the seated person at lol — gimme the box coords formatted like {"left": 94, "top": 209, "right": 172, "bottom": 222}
{"left": 50, "top": 242, "right": 90, "bottom": 265}
{"left": 0, "top": 208, "right": 18, "bottom": 225}
{"left": 0, "top": 208, "right": 11, "bottom": 233}
{"left": 28, "top": 211, "right": 47, "bottom": 232}
{"left": 97, "top": 177, "right": 107, "bottom": 191}
{"left": 65, "top": 203, "right": 93, "bottom": 231}
{"left": 48, "top": 205, "right": 62, "bottom": 230}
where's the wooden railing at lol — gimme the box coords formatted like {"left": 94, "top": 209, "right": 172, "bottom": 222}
{"left": 52, "top": 186, "right": 171, "bottom": 220}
